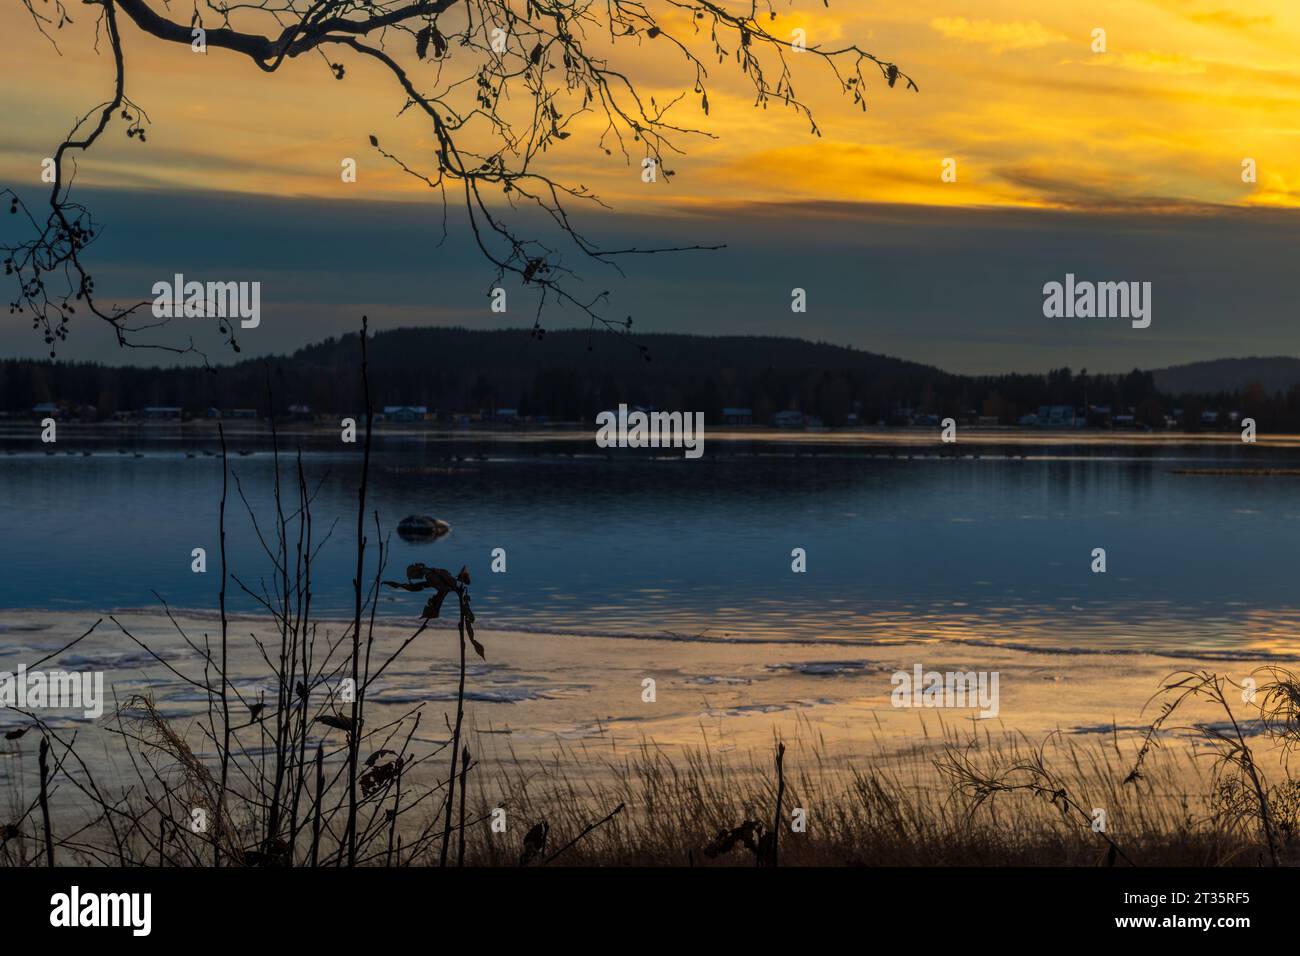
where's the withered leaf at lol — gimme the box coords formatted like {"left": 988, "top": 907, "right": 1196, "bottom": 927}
{"left": 428, "top": 567, "right": 458, "bottom": 590}
{"left": 520, "top": 821, "right": 549, "bottom": 865}
{"left": 703, "top": 820, "right": 763, "bottom": 858}
{"left": 361, "top": 753, "right": 404, "bottom": 797}
{"left": 316, "top": 714, "right": 358, "bottom": 734}
{"left": 385, "top": 581, "right": 428, "bottom": 592}
{"left": 422, "top": 589, "right": 451, "bottom": 619}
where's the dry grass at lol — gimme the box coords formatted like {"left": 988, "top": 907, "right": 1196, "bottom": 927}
{"left": 8, "top": 672, "right": 1300, "bottom": 867}
{"left": 451, "top": 710, "right": 1299, "bottom": 867}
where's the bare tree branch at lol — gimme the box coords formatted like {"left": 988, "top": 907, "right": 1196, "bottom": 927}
{"left": 6, "top": 0, "right": 915, "bottom": 356}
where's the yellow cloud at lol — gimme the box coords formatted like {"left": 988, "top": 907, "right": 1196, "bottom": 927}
{"left": 697, "top": 141, "right": 1038, "bottom": 208}
{"left": 1146, "top": 0, "right": 1273, "bottom": 31}
{"left": 929, "top": 17, "right": 1068, "bottom": 54}
{"left": 1244, "top": 171, "right": 1300, "bottom": 208}
{"left": 1185, "top": 10, "right": 1273, "bottom": 29}
{"left": 1082, "top": 50, "right": 1208, "bottom": 75}
{"left": 3, "top": 0, "right": 1300, "bottom": 215}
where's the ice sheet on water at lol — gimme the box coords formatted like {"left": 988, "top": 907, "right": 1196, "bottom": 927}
{"left": 701, "top": 698, "right": 834, "bottom": 719}
{"left": 683, "top": 675, "right": 753, "bottom": 685}
{"left": 55, "top": 647, "right": 193, "bottom": 670}
{"left": 373, "top": 683, "right": 592, "bottom": 704}
{"left": 766, "top": 660, "right": 879, "bottom": 676}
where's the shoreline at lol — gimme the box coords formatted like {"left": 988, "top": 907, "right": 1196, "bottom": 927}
{"left": 4, "top": 607, "right": 1295, "bottom": 866}
{"left": 4, "top": 606, "right": 1299, "bottom": 663}
{"left": 2, "top": 608, "right": 1289, "bottom": 764}
{"left": 4, "top": 422, "right": 1300, "bottom": 447}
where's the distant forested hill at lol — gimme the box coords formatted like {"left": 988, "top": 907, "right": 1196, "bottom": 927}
{"left": 1152, "top": 357, "right": 1300, "bottom": 396}
{"left": 3, "top": 327, "right": 1292, "bottom": 428}
{"left": 0, "top": 328, "right": 957, "bottom": 424}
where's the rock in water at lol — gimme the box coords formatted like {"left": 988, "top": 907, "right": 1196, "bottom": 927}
{"left": 397, "top": 515, "right": 451, "bottom": 540}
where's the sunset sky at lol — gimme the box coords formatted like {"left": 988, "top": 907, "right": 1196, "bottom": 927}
{"left": 3, "top": 0, "right": 1299, "bottom": 371}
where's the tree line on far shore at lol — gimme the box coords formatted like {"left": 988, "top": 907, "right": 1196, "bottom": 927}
{"left": 2, "top": 327, "right": 1296, "bottom": 429}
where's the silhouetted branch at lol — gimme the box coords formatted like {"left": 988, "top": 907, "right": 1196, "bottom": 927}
{"left": 7, "top": 0, "right": 913, "bottom": 354}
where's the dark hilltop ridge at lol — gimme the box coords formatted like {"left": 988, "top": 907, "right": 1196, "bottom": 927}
{"left": 1151, "top": 356, "right": 1300, "bottom": 396}
{"left": 3, "top": 327, "right": 1300, "bottom": 429}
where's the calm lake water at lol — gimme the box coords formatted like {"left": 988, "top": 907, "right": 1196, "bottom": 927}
{"left": 2, "top": 429, "right": 1298, "bottom": 659}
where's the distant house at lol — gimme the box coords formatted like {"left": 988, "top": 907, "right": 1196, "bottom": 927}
{"left": 722, "top": 407, "right": 753, "bottom": 425}
{"left": 1036, "top": 405, "right": 1076, "bottom": 427}
{"left": 142, "top": 406, "right": 182, "bottom": 421}
{"left": 287, "top": 404, "right": 313, "bottom": 421}
{"left": 223, "top": 408, "right": 259, "bottom": 420}
{"left": 32, "top": 402, "right": 60, "bottom": 419}
{"left": 383, "top": 405, "right": 428, "bottom": 423}
{"left": 770, "top": 410, "right": 804, "bottom": 428}
{"left": 1018, "top": 413, "right": 1040, "bottom": 426}
{"left": 494, "top": 408, "right": 519, "bottom": 422}
{"left": 1200, "top": 410, "right": 1219, "bottom": 425}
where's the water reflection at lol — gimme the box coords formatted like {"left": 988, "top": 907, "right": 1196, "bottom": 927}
{"left": 1, "top": 431, "right": 1297, "bottom": 657}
